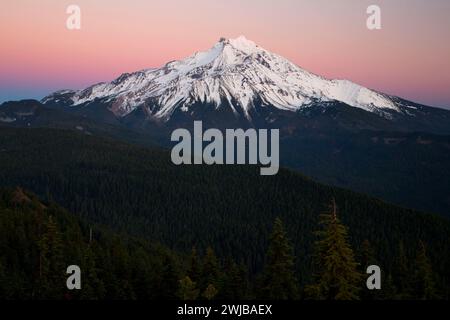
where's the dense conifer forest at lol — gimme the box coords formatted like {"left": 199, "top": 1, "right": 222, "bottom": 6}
{"left": 0, "top": 127, "right": 449, "bottom": 299}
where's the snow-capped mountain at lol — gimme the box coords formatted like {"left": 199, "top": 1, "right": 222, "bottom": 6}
{"left": 43, "top": 36, "right": 415, "bottom": 123}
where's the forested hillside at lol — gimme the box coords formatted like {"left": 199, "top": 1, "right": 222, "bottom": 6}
{"left": 0, "top": 127, "right": 449, "bottom": 299}
{"left": 3, "top": 100, "right": 450, "bottom": 217}
{"left": 0, "top": 188, "right": 446, "bottom": 299}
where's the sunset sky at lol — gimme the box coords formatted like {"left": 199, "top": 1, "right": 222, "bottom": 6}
{"left": 1, "top": 0, "right": 449, "bottom": 108}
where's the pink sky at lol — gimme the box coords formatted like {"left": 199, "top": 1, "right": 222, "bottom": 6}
{"left": 1, "top": 0, "right": 449, "bottom": 108}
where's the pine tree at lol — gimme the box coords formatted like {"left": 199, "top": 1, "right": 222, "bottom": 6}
{"left": 80, "top": 243, "right": 106, "bottom": 300}
{"left": 258, "top": 217, "right": 299, "bottom": 299}
{"left": 159, "top": 254, "right": 181, "bottom": 300}
{"left": 177, "top": 276, "right": 200, "bottom": 300}
{"left": 382, "top": 273, "right": 398, "bottom": 300}
{"left": 306, "top": 199, "right": 361, "bottom": 300}
{"left": 221, "top": 258, "right": 249, "bottom": 299}
{"left": 200, "top": 247, "right": 222, "bottom": 294}
{"left": 38, "top": 215, "right": 65, "bottom": 299}
{"left": 414, "top": 241, "right": 438, "bottom": 300}
{"left": 109, "top": 239, "right": 136, "bottom": 299}
{"left": 392, "top": 241, "right": 412, "bottom": 299}
{"left": 188, "top": 247, "right": 201, "bottom": 284}
{"left": 359, "top": 239, "right": 377, "bottom": 270}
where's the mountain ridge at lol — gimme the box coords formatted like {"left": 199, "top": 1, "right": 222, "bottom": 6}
{"left": 42, "top": 36, "right": 425, "bottom": 123}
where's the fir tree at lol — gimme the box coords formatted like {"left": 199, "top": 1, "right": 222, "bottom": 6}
{"left": 306, "top": 199, "right": 361, "bottom": 300}
{"left": 80, "top": 243, "right": 106, "bottom": 300}
{"left": 258, "top": 217, "right": 299, "bottom": 299}
{"left": 188, "top": 247, "right": 201, "bottom": 284}
{"left": 359, "top": 239, "right": 377, "bottom": 270}
{"left": 221, "top": 258, "right": 249, "bottom": 299}
{"left": 200, "top": 247, "right": 222, "bottom": 294}
{"left": 414, "top": 241, "right": 438, "bottom": 300}
{"left": 38, "top": 215, "right": 65, "bottom": 299}
{"left": 392, "top": 241, "right": 412, "bottom": 299}
{"left": 382, "top": 273, "right": 398, "bottom": 300}
{"left": 158, "top": 254, "right": 181, "bottom": 300}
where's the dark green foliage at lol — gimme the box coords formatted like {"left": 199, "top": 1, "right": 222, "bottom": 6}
{"left": 0, "top": 127, "right": 449, "bottom": 299}
{"left": 282, "top": 128, "right": 450, "bottom": 217}
{"left": 200, "top": 247, "right": 223, "bottom": 296}
{"left": 357, "top": 240, "right": 383, "bottom": 300}
{"left": 157, "top": 253, "right": 181, "bottom": 300}
{"left": 37, "top": 215, "right": 65, "bottom": 299}
{"left": 306, "top": 200, "right": 362, "bottom": 300}
{"left": 221, "top": 259, "right": 250, "bottom": 300}
{"left": 358, "top": 240, "right": 377, "bottom": 270}
{"left": 413, "top": 241, "right": 438, "bottom": 300}
{"left": 258, "top": 218, "right": 299, "bottom": 299}
{"left": 392, "top": 241, "right": 413, "bottom": 299}
{"left": 0, "top": 188, "right": 182, "bottom": 299}
{"left": 187, "top": 248, "right": 201, "bottom": 285}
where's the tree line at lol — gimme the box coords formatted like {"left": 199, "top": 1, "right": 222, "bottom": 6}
{"left": 0, "top": 188, "right": 441, "bottom": 300}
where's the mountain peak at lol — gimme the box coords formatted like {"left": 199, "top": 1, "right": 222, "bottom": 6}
{"left": 42, "top": 36, "right": 405, "bottom": 120}
{"left": 218, "top": 35, "right": 252, "bottom": 44}
{"left": 218, "top": 35, "right": 258, "bottom": 52}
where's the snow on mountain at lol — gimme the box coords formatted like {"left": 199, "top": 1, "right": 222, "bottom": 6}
{"left": 42, "top": 36, "right": 404, "bottom": 121}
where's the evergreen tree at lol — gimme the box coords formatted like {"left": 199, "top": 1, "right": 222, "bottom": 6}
{"left": 158, "top": 254, "right": 181, "bottom": 300}
{"left": 414, "top": 241, "right": 438, "bottom": 300}
{"left": 177, "top": 276, "right": 200, "bottom": 300}
{"left": 258, "top": 217, "right": 299, "bottom": 299}
{"left": 80, "top": 244, "right": 106, "bottom": 300}
{"left": 200, "top": 247, "right": 222, "bottom": 294}
{"left": 221, "top": 258, "right": 249, "bottom": 299}
{"left": 188, "top": 247, "right": 201, "bottom": 284}
{"left": 38, "top": 215, "right": 65, "bottom": 299}
{"left": 383, "top": 273, "right": 398, "bottom": 300}
{"left": 306, "top": 199, "right": 361, "bottom": 300}
{"left": 392, "top": 241, "right": 412, "bottom": 299}
{"left": 359, "top": 239, "right": 377, "bottom": 270}
{"left": 109, "top": 240, "right": 136, "bottom": 299}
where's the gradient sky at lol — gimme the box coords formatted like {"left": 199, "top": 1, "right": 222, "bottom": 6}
{"left": 1, "top": 0, "right": 449, "bottom": 108}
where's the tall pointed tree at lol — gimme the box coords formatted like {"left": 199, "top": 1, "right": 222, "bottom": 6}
{"left": 159, "top": 253, "right": 181, "bottom": 300}
{"left": 258, "top": 217, "right": 299, "bottom": 299}
{"left": 80, "top": 243, "right": 106, "bottom": 300}
{"left": 38, "top": 215, "right": 65, "bottom": 299}
{"left": 221, "top": 258, "right": 249, "bottom": 299}
{"left": 188, "top": 247, "right": 201, "bottom": 284}
{"left": 414, "top": 241, "right": 438, "bottom": 300}
{"left": 359, "top": 239, "right": 377, "bottom": 270}
{"left": 392, "top": 241, "right": 412, "bottom": 299}
{"left": 200, "top": 247, "right": 222, "bottom": 295}
{"left": 383, "top": 273, "right": 398, "bottom": 300}
{"left": 306, "top": 199, "right": 361, "bottom": 300}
